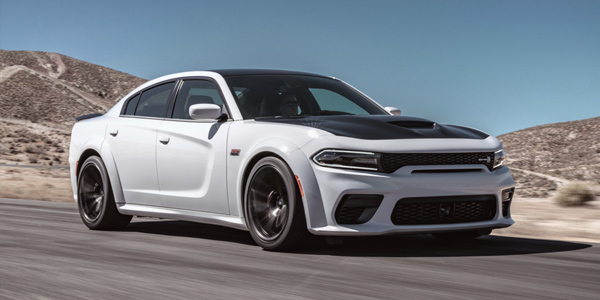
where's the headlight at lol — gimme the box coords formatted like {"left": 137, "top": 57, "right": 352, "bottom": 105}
{"left": 493, "top": 149, "right": 506, "bottom": 169}
{"left": 312, "top": 150, "right": 381, "bottom": 171}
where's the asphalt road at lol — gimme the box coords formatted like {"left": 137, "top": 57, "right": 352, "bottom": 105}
{"left": 1, "top": 198, "right": 598, "bottom": 300}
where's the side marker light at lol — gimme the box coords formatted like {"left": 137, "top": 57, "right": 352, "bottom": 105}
{"left": 295, "top": 175, "right": 304, "bottom": 198}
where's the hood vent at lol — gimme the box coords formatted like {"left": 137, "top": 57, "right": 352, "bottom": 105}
{"left": 388, "top": 121, "right": 435, "bottom": 129}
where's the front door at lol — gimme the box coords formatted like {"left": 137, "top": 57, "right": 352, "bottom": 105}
{"left": 156, "top": 79, "right": 230, "bottom": 214}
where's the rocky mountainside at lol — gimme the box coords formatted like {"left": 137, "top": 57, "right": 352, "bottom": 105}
{"left": 0, "top": 50, "right": 597, "bottom": 199}
{"left": 0, "top": 50, "right": 146, "bottom": 166}
{"left": 0, "top": 50, "right": 146, "bottom": 126}
{"left": 498, "top": 117, "right": 600, "bottom": 197}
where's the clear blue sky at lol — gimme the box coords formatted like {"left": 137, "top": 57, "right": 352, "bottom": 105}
{"left": 1, "top": 0, "right": 598, "bottom": 136}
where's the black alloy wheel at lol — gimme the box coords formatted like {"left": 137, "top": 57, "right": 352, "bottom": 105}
{"left": 245, "top": 157, "right": 308, "bottom": 251}
{"left": 77, "top": 156, "right": 131, "bottom": 230}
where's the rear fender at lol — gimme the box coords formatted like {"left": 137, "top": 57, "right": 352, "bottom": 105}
{"left": 99, "top": 141, "right": 126, "bottom": 205}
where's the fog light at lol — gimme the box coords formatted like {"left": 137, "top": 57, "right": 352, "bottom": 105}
{"left": 501, "top": 188, "right": 515, "bottom": 218}
{"left": 502, "top": 188, "right": 514, "bottom": 202}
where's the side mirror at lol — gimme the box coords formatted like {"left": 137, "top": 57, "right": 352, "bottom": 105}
{"left": 384, "top": 106, "right": 401, "bottom": 116}
{"left": 189, "top": 104, "right": 224, "bottom": 120}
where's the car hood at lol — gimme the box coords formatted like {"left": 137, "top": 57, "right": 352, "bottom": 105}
{"left": 255, "top": 115, "right": 489, "bottom": 140}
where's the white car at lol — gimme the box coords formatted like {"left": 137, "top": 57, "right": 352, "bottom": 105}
{"left": 69, "top": 70, "right": 515, "bottom": 251}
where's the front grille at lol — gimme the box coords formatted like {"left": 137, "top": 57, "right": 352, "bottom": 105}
{"left": 380, "top": 152, "right": 495, "bottom": 173}
{"left": 391, "top": 195, "right": 497, "bottom": 225}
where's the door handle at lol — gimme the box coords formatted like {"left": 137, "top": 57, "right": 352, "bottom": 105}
{"left": 159, "top": 137, "right": 170, "bottom": 144}
{"left": 109, "top": 130, "right": 118, "bottom": 137}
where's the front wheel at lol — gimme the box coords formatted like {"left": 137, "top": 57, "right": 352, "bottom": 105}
{"left": 244, "top": 157, "right": 308, "bottom": 251}
{"left": 77, "top": 156, "right": 132, "bottom": 230}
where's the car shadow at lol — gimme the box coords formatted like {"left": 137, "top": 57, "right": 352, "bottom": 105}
{"left": 299, "top": 235, "right": 592, "bottom": 257}
{"left": 125, "top": 219, "right": 255, "bottom": 246}
{"left": 124, "top": 219, "right": 592, "bottom": 257}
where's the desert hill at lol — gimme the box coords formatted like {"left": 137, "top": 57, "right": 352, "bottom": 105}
{"left": 0, "top": 50, "right": 146, "bottom": 166}
{"left": 498, "top": 116, "right": 600, "bottom": 197}
{"left": 0, "top": 50, "right": 146, "bottom": 125}
{"left": 0, "top": 50, "right": 598, "bottom": 200}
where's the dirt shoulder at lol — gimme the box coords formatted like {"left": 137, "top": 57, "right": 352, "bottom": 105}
{"left": 494, "top": 196, "right": 600, "bottom": 244}
{"left": 0, "top": 166, "right": 73, "bottom": 202}
{"left": 1, "top": 165, "right": 598, "bottom": 244}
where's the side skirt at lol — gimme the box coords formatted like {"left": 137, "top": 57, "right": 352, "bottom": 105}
{"left": 117, "top": 203, "right": 248, "bottom": 231}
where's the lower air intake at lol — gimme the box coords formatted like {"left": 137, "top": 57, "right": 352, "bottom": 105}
{"left": 336, "top": 195, "right": 383, "bottom": 225}
{"left": 391, "top": 195, "right": 497, "bottom": 225}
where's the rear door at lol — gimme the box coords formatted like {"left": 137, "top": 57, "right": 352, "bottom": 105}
{"left": 106, "top": 81, "right": 176, "bottom": 206}
{"left": 156, "top": 78, "right": 231, "bottom": 214}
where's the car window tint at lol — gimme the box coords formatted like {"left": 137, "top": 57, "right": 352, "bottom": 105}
{"left": 123, "top": 94, "right": 140, "bottom": 115}
{"left": 172, "top": 80, "right": 224, "bottom": 119}
{"left": 135, "top": 82, "right": 176, "bottom": 118}
{"left": 309, "top": 88, "right": 370, "bottom": 115}
{"left": 224, "top": 75, "right": 386, "bottom": 119}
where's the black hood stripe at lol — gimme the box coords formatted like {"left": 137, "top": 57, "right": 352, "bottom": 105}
{"left": 256, "top": 115, "right": 489, "bottom": 140}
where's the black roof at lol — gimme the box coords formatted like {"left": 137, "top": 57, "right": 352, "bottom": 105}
{"left": 209, "top": 69, "right": 330, "bottom": 78}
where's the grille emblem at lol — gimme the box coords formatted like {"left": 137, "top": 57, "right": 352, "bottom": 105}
{"left": 439, "top": 203, "right": 454, "bottom": 217}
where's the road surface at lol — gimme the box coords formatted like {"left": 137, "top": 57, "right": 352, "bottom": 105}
{"left": 1, "top": 198, "right": 598, "bottom": 299}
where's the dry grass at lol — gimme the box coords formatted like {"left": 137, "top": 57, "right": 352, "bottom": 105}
{"left": 0, "top": 166, "right": 73, "bottom": 202}
{"left": 495, "top": 196, "right": 600, "bottom": 243}
{"left": 554, "top": 181, "right": 597, "bottom": 207}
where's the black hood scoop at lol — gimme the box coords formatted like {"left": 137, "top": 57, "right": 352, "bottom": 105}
{"left": 257, "top": 115, "right": 489, "bottom": 140}
{"left": 388, "top": 120, "right": 436, "bottom": 129}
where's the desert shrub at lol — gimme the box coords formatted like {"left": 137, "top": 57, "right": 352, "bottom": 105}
{"left": 25, "top": 146, "right": 38, "bottom": 154}
{"left": 554, "top": 182, "right": 596, "bottom": 207}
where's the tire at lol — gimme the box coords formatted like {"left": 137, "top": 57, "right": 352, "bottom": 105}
{"left": 77, "top": 156, "right": 132, "bottom": 230}
{"left": 244, "top": 157, "right": 308, "bottom": 251}
{"left": 432, "top": 229, "right": 492, "bottom": 240}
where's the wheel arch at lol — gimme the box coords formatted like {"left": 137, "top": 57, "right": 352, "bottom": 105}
{"left": 234, "top": 140, "right": 328, "bottom": 231}
{"left": 74, "top": 139, "right": 126, "bottom": 206}
{"left": 76, "top": 148, "right": 101, "bottom": 178}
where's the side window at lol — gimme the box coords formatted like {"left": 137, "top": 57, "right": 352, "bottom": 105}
{"left": 135, "top": 82, "right": 176, "bottom": 118}
{"left": 309, "top": 88, "right": 370, "bottom": 115}
{"left": 123, "top": 94, "right": 140, "bottom": 115}
{"left": 172, "top": 80, "right": 224, "bottom": 119}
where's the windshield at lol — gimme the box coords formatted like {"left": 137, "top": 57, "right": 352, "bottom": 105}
{"left": 224, "top": 75, "right": 387, "bottom": 119}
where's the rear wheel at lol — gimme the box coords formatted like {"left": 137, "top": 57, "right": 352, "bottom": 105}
{"left": 432, "top": 229, "right": 492, "bottom": 240}
{"left": 245, "top": 157, "right": 308, "bottom": 251}
{"left": 77, "top": 156, "right": 132, "bottom": 230}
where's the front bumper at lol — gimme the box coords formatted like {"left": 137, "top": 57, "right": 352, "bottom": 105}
{"left": 305, "top": 164, "right": 515, "bottom": 236}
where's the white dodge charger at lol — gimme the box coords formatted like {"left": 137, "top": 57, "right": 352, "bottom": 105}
{"left": 69, "top": 70, "right": 515, "bottom": 251}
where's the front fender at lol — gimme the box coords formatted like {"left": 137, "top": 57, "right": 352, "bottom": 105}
{"left": 227, "top": 136, "right": 327, "bottom": 230}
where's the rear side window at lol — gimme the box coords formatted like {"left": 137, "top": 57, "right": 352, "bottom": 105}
{"left": 135, "top": 82, "right": 176, "bottom": 118}
{"left": 123, "top": 94, "right": 140, "bottom": 115}
{"left": 172, "top": 80, "right": 224, "bottom": 119}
